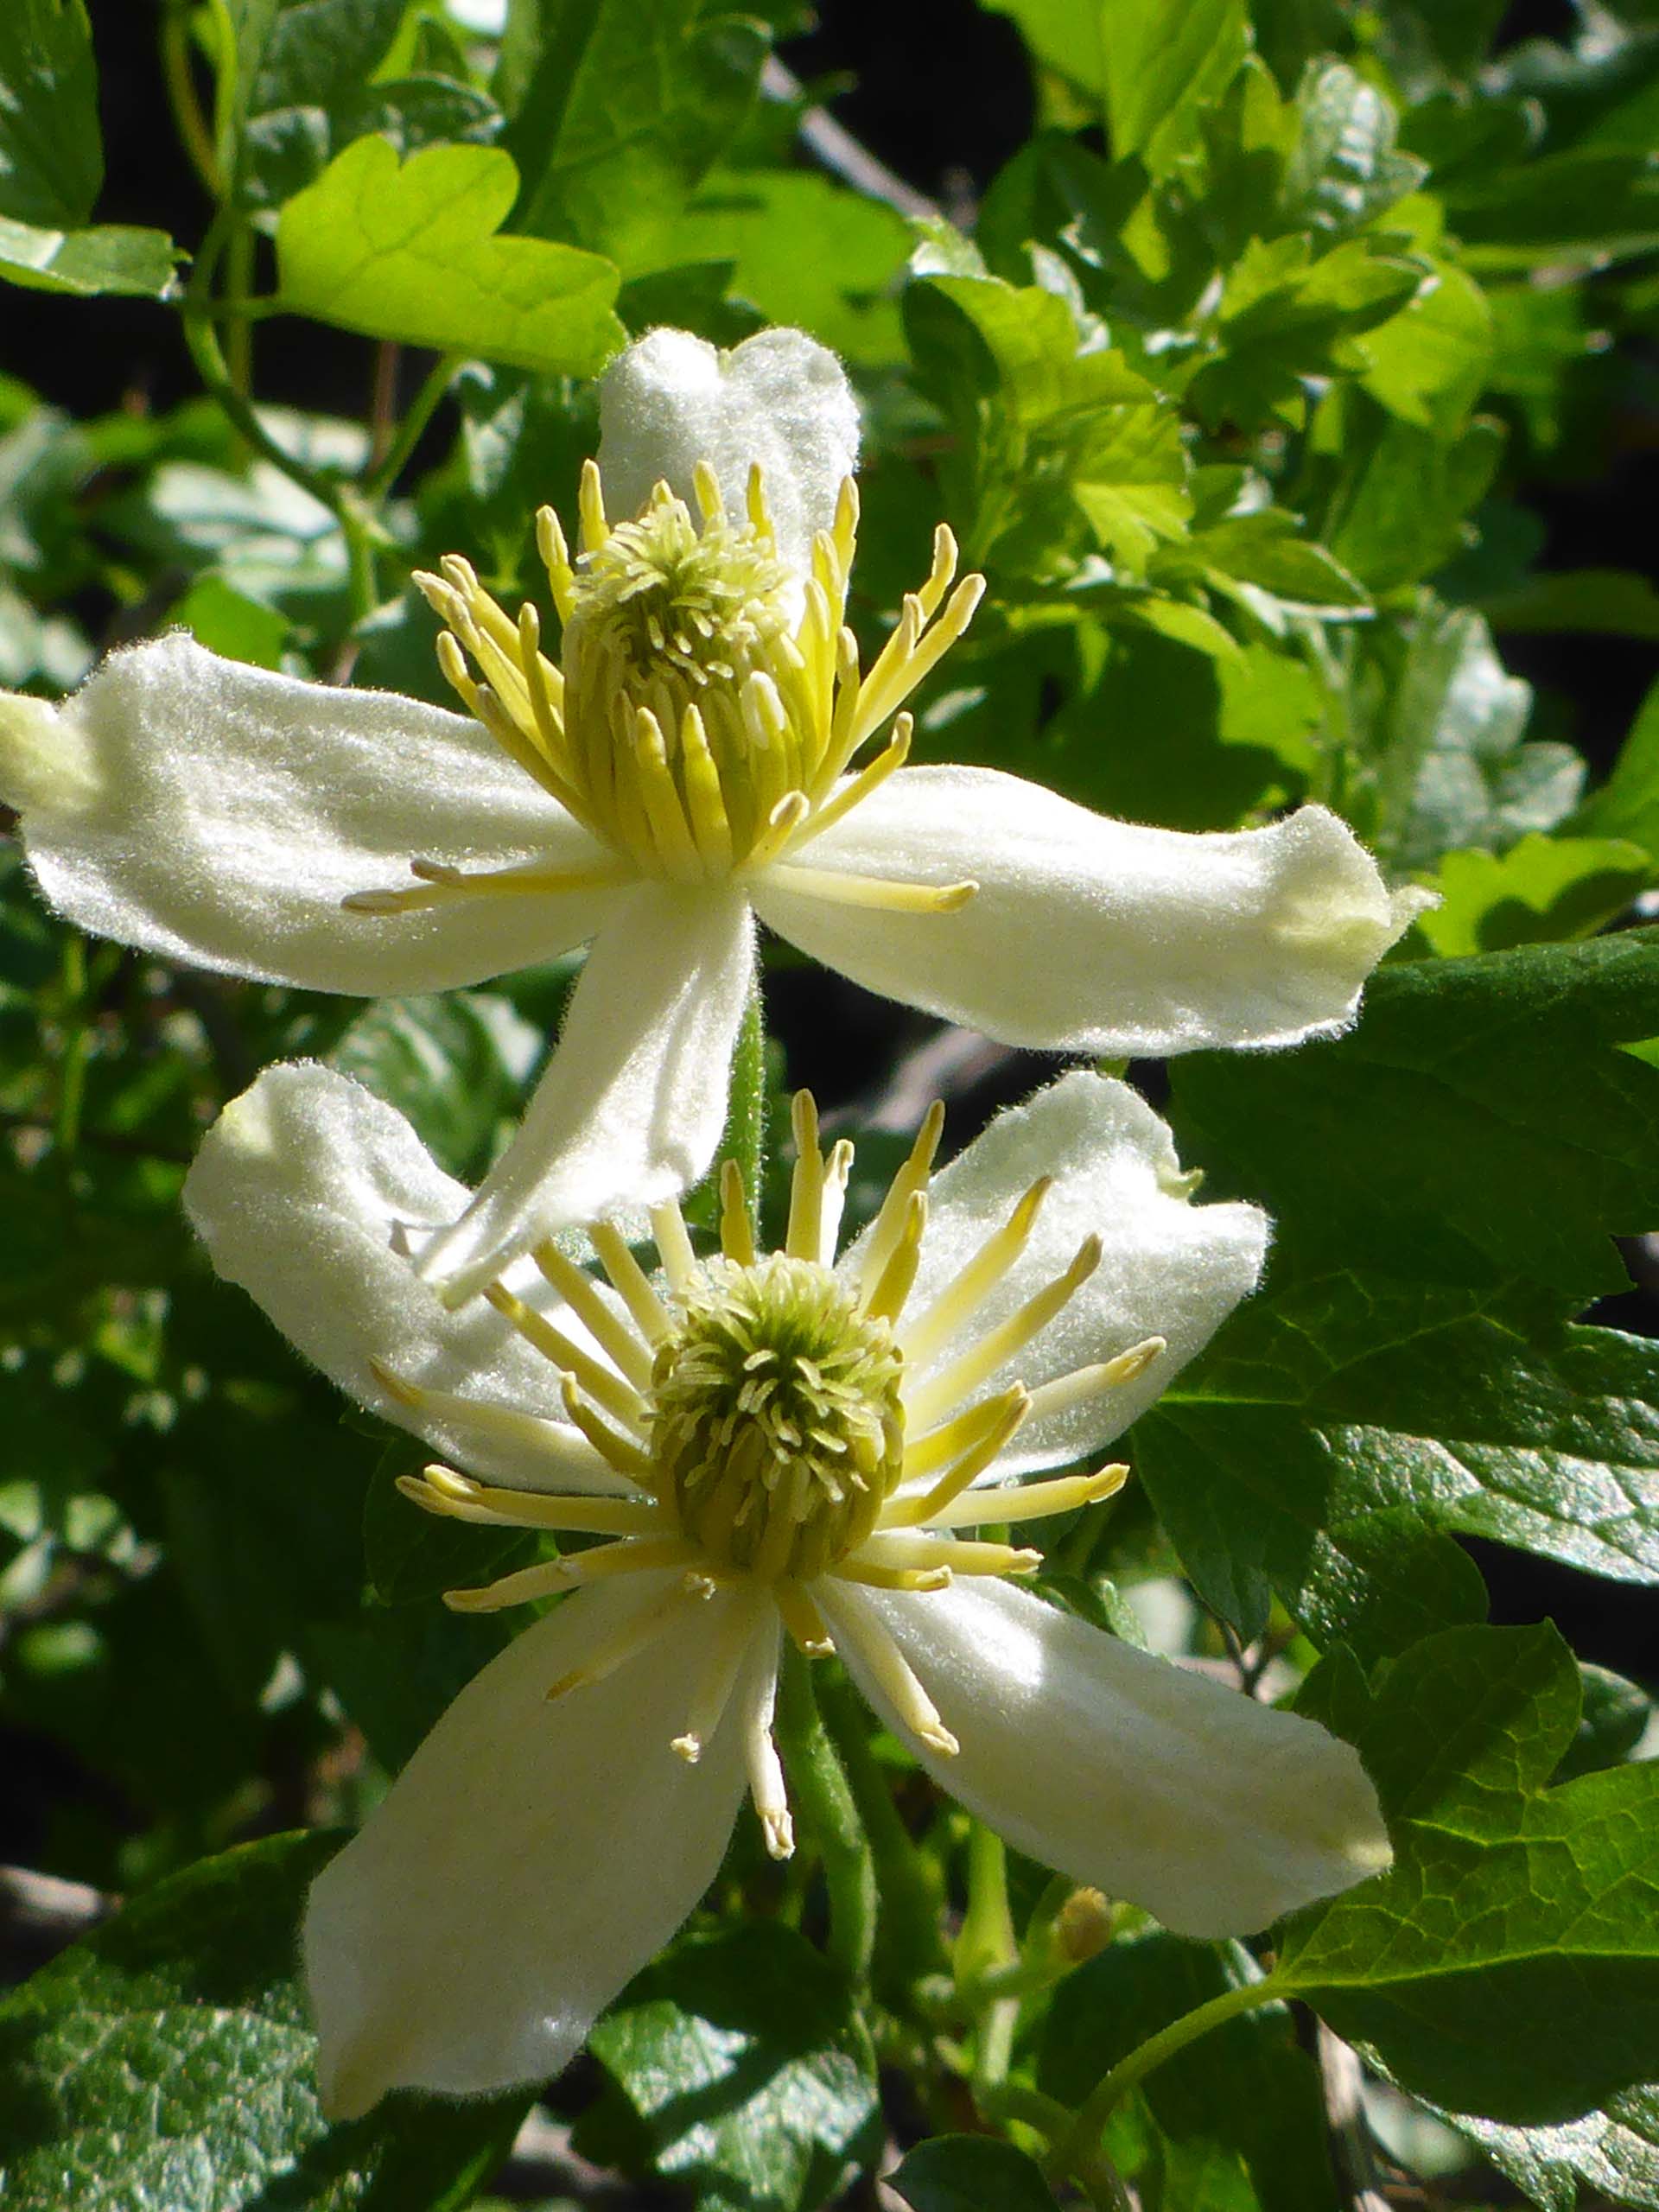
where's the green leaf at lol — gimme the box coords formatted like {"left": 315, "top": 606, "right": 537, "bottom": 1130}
{"left": 1368, "top": 607, "right": 1579, "bottom": 873}
{"left": 276, "top": 137, "right": 624, "bottom": 374}
{"left": 1440, "top": 149, "right": 1659, "bottom": 270}
{"left": 891, "top": 2136, "right": 1063, "bottom": 2212}
{"left": 1414, "top": 833, "right": 1650, "bottom": 958}
{"left": 1556, "top": 1664, "right": 1654, "bottom": 1786}
{"left": 1281, "top": 1624, "right": 1659, "bottom": 2124}
{"left": 0, "top": 0, "right": 100, "bottom": 227}
{"left": 904, "top": 268, "right": 1162, "bottom": 580}
{"left": 980, "top": 0, "right": 1107, "bottom": 97}
{"left": 1478, "top": 569, "right": 1659, "bottom": 642}
{"left": 1579, "top": 678, "right": 1659, "bottom": 858}
{"left": 165, "top": 573, "right": 291, "bottom": 670}
{"left": 1167, "top": 930, "right": 1659, "bottom": 1303}
{"left": 328, "top": 990, "right": 544, "bottom": 1182}
{"left": 1137, "top": 1277, "right": 1659, "bottom": 1658}
{"left": 1039, "top": 1931, "right": 1340, "bottom": 2212}
{"left": 0, "top": 214, "right": 181, "bottom": 299}
{"left": 1358, "top": 260, "right": 1491, "bottom": 436}
{"left": 1316, "top": 402, "right": 1503, "bottom": 594}
{"left": 657, "top": 167, "right": 913, "bottom": 364}
{"left": 576, "top": 1922, "right": 881, "bottom": 2212}
{"left": 1280, "top": 61, "right": 1426, "bottom": 238}
{"left": 1190, "top": 237, "right": 1424, "bottom": 432}
{"left": 499, "top": 0, "right": 769, "bottom": 271}
{"left": 1100, "top": 0, "right": 1250, "bottom": 177}
{"left": 0, "top": 1832, "right": 530, "bottom": 2209}
{"left": 1443, "top": 2083, "right": 1659, "bottom": 2211}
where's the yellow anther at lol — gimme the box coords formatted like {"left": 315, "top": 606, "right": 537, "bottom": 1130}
{"left": 693, "top": 459, "right": 725, "bottom": 524}
{"left": 719, "top": 1157, "right": 757, "bottom": 1265}
{"left": 761, "top": 862, "right": 977, "bottom": 916}
{"left": 578, "top": 455, "right": 608, "bottom": 551}
{"left": 862, "top": 1189, "right": 927, "bottom": 1325}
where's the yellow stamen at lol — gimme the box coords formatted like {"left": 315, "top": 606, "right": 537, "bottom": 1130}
{"left": 678, "top": 702, "right": 735, "bottom": 869}
{"left": 818, "top": 1137, "right": 855, "bottom": 1266}
{"left": 785, "top": 1090, "right": 825, "bottom": 1262}
{"left": 823, "top": 1597, "right": 959, "bottom": 1755}
{"left": 905, "top": 1236, "right": 1103, "bottom": 1430}
{"left": 862, "top": 1190, "right": 927, "bottom": 1325}
{"left": 803, "top": 714, "right": 911, "bottom": 827}
{"left": 483, "top": 1281, "right": 648, "bottom": 1433}
{"left": 399, "top": 1467, "right": 672, "bottom": 1535}
{"left": 578, "top": 455, "right": 608, "bottom": 552}
{"left": 544, "top": 1585, "right": 696, "bottom": 1701}
{"left": 924, "top": 1462, "right": 1129, "bottom": 1530}
{"left": 560, "top": 1374, "right": 654, "bottom": 1479}
{"left": 531, "top": 1240, "right": 655, "bottom": 1389}
{"left": 536, "top": 504, "right": 575, "bottom": 621}
{"left": 742, "top": 1655, "right": 793, "bottom": 1859}
{"left": 760, "top": 862, "right": 977, "bottom": 915}
{"left": 590, "top": 1220, "right": 673, "bottom": 1344}
{"left": 447, "top": 1534, "right": 701, "bottom": 1609}
{"left": 671, "top": 1588, "right": 760, "bottom": 1763}
{"left": 856, "top": 1100, "right": 944, "bottom": 1299}
{"left": 1021, "top": 1338, "right": 1166, "bottom": 1423}
{"left": 774, "top": 1578, "right": 835, "bottom": 1656}
{"left": 741, "top": 789, "right": 811, "bottom": 874}
{"left": 650, "top": 1198, "right": 699, "bottom": 1295}
{"left": 901, "top": 1381, "right": 1029, "bottom": 1480}
{"left": 888, "top": 1387, "right": 1031, "bottom": 1527}
{"left": 853, "top": 1530, "right": 1040, "bottom": 1578}
{"left": 719, "top": 1157, "right": 757, "bottom": 1265}
{"left": 899, "top": 1176, "right": 1052, "bottom": 1370}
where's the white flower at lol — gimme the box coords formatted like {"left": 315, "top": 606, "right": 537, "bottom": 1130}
{"left": 183, "top": 1060, "right": 1391, "bottom": 2119}
{"left": 2, "top": 327, "right": 1427, "bottom": 1301}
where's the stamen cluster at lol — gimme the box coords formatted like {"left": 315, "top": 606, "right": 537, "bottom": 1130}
{"left": 401, "top": 457, "right": 984, "bottom": 890}
{"left": 651, "top": 1255, "right": 905, "bottom": 1580}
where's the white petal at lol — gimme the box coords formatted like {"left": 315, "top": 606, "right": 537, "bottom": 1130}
{"left": 823, "top": 1579, "right": 1390, "bottom": 1937}
{"left": 758, "top": 767, "right": 1418, "bottom": 1054}
{"left": 305, "top": 1576, "right": 753, "bottom": 2113}
{"left": 851, "top": 1071, "right": 1265, "bottom": 1476}
{"left": 0, "top": 635, "right": 618, "bottom": 992}
{"left": 598, "top": 327, "right": 860, "bottom": 574}
{"left": 416, "top": 885, "right": 755, "bottom": 1300}
{"left": 183, "top": 1062, "right": 621, "bottom": 1491}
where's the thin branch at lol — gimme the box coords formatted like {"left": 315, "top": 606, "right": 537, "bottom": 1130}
{"left": 1317, "top": 2024, "right": 1395, "bottom": 2212}
{"left": 764, "top": 56, "right": 945, "bottom": 225}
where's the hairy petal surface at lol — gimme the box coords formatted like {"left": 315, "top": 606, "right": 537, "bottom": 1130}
{"left": 852, "top": 1071, "right": 1266, "bottom": 1477}
{"left": 825, "top": 1580, "right": 1390, "bottom": 1938}
{"left": 598, "top": 327, "right": 860, "bottom": 572}
{"left": 0, "top": 634, "right": 614, "bottom": 993}
{"left": 183, "top": 1062, "right": 615, "bottom": 1491}
{"left": 305, "top": 1576, "right": 751, "bottom": 2116}
{"left": 418, "top": 885, "right": 755, "bottom": 1300}
{"left": 758, "top": 767, "right": 1425, "bottom": 1055}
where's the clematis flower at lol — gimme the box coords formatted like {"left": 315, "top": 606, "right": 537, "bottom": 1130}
{"left": 2, "top": 327, "right": 1427, "bottom": 1300}
{"left": 183, "top": 1059, "right": 1391, "bottom": 2117}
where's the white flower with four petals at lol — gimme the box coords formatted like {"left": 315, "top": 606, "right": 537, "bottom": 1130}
{"left": 185, "top": 1059, "right": 1390, "bottom": 2118}
{"left": 0, "top": 327, "right": 1428, "bottom": 1301}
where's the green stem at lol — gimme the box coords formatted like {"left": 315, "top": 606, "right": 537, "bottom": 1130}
{"left": 957, "top": 1823, "right": 1020, "bottom": 2096}
{"left": 340, "top": 496, "right": 380, "bottom": 626}
{"left": 181, "top": 297, "right": 341, "bottom": 512}
{"left": 775, "top": 1643, "right": 876, "bottom": 1993}
{"left": 725, "top": 971, "right": 767, "bottom": 1225}
{"left": 224, "top": 219, "right": 255, "bottom": 404}
{"left": 54, "top": 934, "right": 91, "bottom": 1163}
{"left": 162, "top": 2, "right": 222, "bottom": 198}
{"left": 818, "top": 1671, "right": 947, "bottom": 1997}
{"left": 365, "top": 351, "right": 464, "bottom": 500}
{"left": 1058, "top": 1972, "right": 1288, "bottom": 2175}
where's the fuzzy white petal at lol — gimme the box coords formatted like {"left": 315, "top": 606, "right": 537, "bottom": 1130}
{"left": 182, "top": 1062, "right": 621, "bottom": 1491}
{"left": 0, "top": 635, "right": 615, "bottom": 992}
{"left": 598, "top": 327, "right": 859, "bottom": 574}
{"left": 823, "top": 1579, "right": 1390, "bottom": 1937}
{"left": 758, "top": 768, "right": 1419, "bottom": 1054}
{"left": 850, "top": 1071, "right": 1265, "bottom": 1477}
{"left": 417, "top": 885, "right": 754, "bottom": 1300}
{"left": 305, "top": 1576, "right": 752, "bottom": 2115}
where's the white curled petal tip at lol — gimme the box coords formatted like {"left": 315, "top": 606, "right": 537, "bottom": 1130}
{"left": 0, "top": 686, "right": 99, "bottom": 816}
{"left": 598, "top": 325, "right": 859, "bottom": 574}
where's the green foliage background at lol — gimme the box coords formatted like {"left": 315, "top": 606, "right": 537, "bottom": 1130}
{"left": 3, "top": 1, "right": 1659, "bottom": 2206}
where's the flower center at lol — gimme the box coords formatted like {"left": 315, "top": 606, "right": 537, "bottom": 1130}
{"left": 648, "top": 1253, "right": 906, "bottom": 1581}
{"left": 564, "top": 488, "right": 797, "bottom": 702}
{"left": 345, "top": 460, "right": 986, "bottom": 924}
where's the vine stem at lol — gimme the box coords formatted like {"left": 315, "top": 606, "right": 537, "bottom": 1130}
{"left": 365, "top": 352, "right": 464, "bottom": 499}
{"left": 1056, "top": 1971, "right": 1289, "bottom": 2177}
{"left": 775, "top": 1643, "right": 877, "bottom": 1993}
{"left": 724, "top": 971, "right": 767, "bottom": 1225}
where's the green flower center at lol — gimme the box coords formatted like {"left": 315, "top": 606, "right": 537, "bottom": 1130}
{"left": 566, "top": 491, "right": 797, "bottom": 698}
{"left": 650, "top": 1255, "right": 906, "bottom": 1581}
